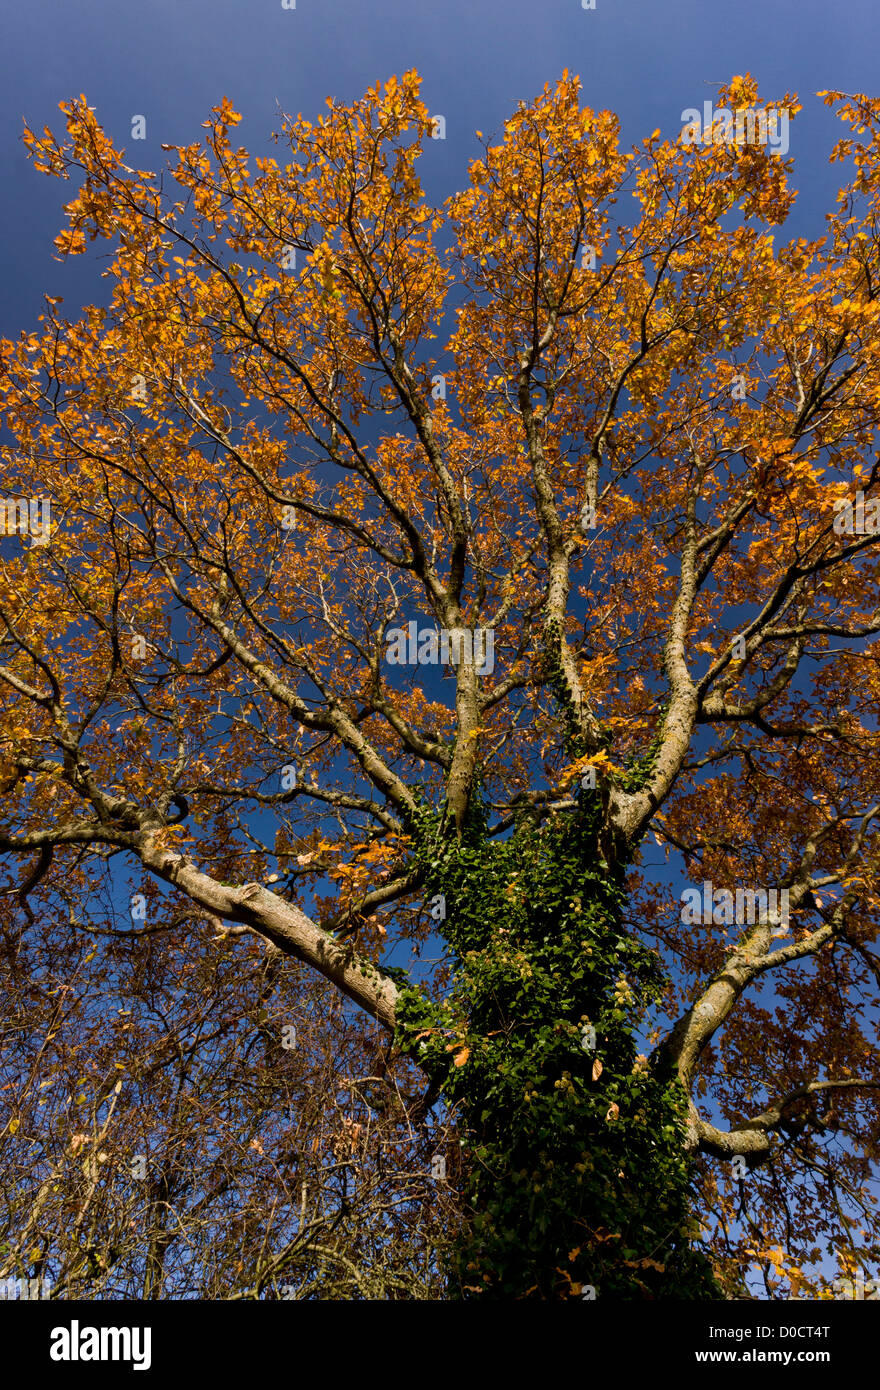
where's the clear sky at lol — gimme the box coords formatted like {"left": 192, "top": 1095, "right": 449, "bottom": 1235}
{"left": 2, "top": 0, "right": 878, "bottom": 332}
{"left": 2, "top": 0, "right": 877, "bottom": 1300}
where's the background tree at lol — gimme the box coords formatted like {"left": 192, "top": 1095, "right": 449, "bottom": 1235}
{"left": 0, "top": 872, "right": 459, "bottom": 1299}
{"left": 1, "top": 70, "right": 879, "bottom": 1298}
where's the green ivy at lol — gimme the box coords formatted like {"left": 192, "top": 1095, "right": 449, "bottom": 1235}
{"left": 392, "top": 634, "right": 723, "bottom": 1299}
{"left": 395, "top": 797, "right": 722, "bottom": 1298}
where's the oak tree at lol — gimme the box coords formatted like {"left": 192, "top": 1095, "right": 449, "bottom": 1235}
{"left": 2, "top": 71, "right": 880, "bottom": 1298}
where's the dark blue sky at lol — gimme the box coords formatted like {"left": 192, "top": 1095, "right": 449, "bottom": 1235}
{"left": 2, "top": 0, "right": 878, "bottom": 333}
{"left": 2, "top": 1, "right": 876, "bottom": 1297}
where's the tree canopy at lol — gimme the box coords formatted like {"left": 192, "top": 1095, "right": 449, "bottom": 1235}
{"left": 1, "top": 70, "right": 879, "bottom": 1299}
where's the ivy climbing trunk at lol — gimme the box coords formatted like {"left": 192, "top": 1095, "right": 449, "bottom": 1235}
{"left": 395, "top": 794, "right": 725, "bottom": 1299}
